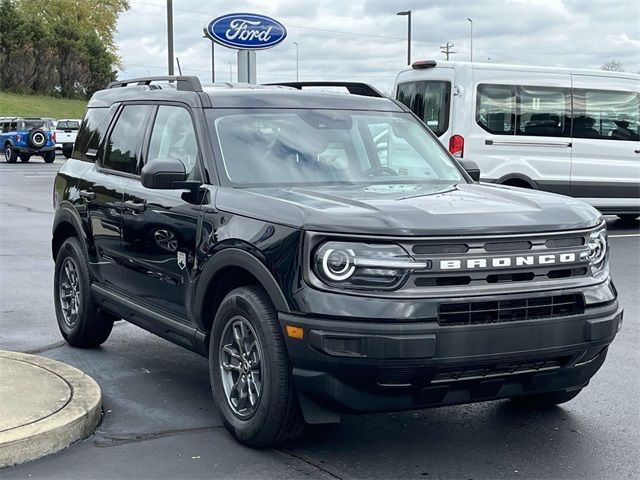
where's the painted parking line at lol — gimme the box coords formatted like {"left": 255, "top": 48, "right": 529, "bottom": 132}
{"left": 609, "top": 233, "right": 640, "bottom": 238}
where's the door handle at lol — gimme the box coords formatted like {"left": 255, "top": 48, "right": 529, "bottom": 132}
{"left": 79, "top": 190, "right": 96, "bottom": 200}
{"left": 634, "top": 149, "right": 640, "bottom": 154}
{"left": 123, "top": 200, "right": 147, "bottom": 213}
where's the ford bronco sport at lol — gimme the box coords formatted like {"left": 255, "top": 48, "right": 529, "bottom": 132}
{"left": 1, "top": 117, "right": 56, "bottom": 163}
{"left": 52, "top": 76, "right": 622, "bottom": 447}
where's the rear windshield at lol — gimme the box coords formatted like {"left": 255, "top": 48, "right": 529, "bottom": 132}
{"left": 396, "top": 81, "right": 451, "bottom": 137}
{"left": 57, "top": 120, "right": 80, "bottom": 130}
{"left": 22, "top": 120, "right": 47, "bottom": 130}
{"left": 207, "top": 108, "right": 463, "bottom": 187}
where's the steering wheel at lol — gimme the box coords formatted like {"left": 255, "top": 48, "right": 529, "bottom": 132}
{"left": 362, "top": 166, "right": 398, "bottom": 177}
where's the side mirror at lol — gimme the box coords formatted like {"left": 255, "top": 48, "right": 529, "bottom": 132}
{"left": 458, "top": 159, "right": 481, "bottom": 182}
{"left": 141, "top": 159, "right": 189, "bottom": 189}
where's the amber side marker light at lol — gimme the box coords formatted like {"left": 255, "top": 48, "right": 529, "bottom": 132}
{"left": 286, "top": 325, "right": 304, "bottom": 339}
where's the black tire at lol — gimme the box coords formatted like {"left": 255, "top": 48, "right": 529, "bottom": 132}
{"left": 62, "top": 147, "right": 72, "bottom": 159}
{"left": 43, "top": 150, "right": 56, "bottom": 163}
{"left": 54, "top": 237, "right": 114, "bottom": 348}
{"left": 510, "top": 388, "right": 582, "bottom": 408}
{"left": 27, "top": 129, "right": 47, "bottom": 149}
{"left": 19, "top": 154, "right": 31, "bottom": 163}
{"left": 209, "top": 286, "right": 305, "bottom": 447}
{"left": 4, "top": 145, "right": 17, "bottom": 163}
{"left": 617, "top": 214, "right": 639, "bottom": 223}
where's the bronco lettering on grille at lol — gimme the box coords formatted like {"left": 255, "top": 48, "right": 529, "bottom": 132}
{"left": 439, "top": 252, "right": 579, "bottom": 271}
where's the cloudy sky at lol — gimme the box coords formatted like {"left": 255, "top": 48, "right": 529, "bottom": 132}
{"left": 116, "top": 0, "right": 640, "bottom": 92}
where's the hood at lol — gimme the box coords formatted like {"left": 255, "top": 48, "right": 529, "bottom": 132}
{"left": 215, "top": 182, "right": 602, "bottom": 236}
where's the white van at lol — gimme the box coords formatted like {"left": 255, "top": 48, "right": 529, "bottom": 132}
{"left": 392, "top": 60, "right": 640, "bottom": 220}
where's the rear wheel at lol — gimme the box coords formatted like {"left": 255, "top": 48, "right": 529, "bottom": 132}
{"left": 62, "top": 147, "right": 72, "bottom": 159}
{"left": 54, "top": 237, "right": 114, "bottom": 347}
{"left": 19, "top": 154, "right": 31, "bottom": 163}
{"left": 617, "top": 214, "right": 639, "bottom": 223}
{"left": 43, "top": 150, "right": 56, "bottom": 163}
{"left": 4, "top": 145, "right": 17, "bottom": 163}
{"left": 510, "top": 388, "right": 582, "bottom": 408}
{"left": 209, "top": 286, "right": 305, "bottom": 447}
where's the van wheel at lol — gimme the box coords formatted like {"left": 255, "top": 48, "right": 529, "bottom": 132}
{"left": 54, "top": 237, "right": 114, "bottom": 347}
{"left": 5, "top": 145, "right": 17, "bottom": 163}
{"left": 510, "top": 388, "right": 582, "bottom": 408}
{"left": 43, "top": 150, "right": 56, "bottom": 163}
{"left": 617, "top": 214, "right": 638, "bottom": 223}
{"left": 209, "top": 286, "right": 305, "bottom": 447}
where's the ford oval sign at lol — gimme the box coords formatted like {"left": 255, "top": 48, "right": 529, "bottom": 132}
{"left": 204, "top": 13, "right": 287, "bottom": 50}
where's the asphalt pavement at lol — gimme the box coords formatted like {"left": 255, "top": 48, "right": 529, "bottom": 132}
{"left": 1, "top": 158, "right": 638, "bottom": 479}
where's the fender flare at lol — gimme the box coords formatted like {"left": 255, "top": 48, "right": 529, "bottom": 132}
{"left": 495, "top": 173, "right": 539, "bottom": 189}
{"left": 193, "top": 248, "right": 291, "bottom": 328}
{"left": 52, "top": 203, "right": 89, "bottom": 260}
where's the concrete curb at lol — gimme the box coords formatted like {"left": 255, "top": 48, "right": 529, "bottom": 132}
{"left": 0, "top": 350, "right": 102, "bottom": 469}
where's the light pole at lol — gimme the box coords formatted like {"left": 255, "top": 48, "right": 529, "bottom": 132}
{"left": 467, "top": 18, "right": 473, "bottom": 62}
{"left": 167, "top": 0, "right": 174, "bottom": 74}
{"left": 227, "top": 61, "right": 232, "bottom": 82}
{"left": 202, "top": 34, "right": 215, "bottom": 82}
{"left": 293, "top": 42, "right": 299, "bottom": 81}
{"left": 396, "top": 10, "right": 411, "bottom": 65}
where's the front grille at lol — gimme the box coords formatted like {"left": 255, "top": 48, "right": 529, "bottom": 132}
{"left": 414, "top": 267, "right": 588, "bottom": 287}
{"left": 430, "top": 356, "right": 570, "bottom": 384}
{"left": 437, "top": 293, "right": 585, "bottom": 326}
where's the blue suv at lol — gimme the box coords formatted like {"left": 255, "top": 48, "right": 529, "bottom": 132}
{"left": 0, "top": 117, "right": 56, "bottom": 163}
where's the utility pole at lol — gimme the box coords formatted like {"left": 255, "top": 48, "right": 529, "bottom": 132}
{"left": 167, "top": 0, "right": 174, "bottom": 75}
{"left": 396, "top": 10, "right": 412, "bottom": 65}
{"left": 440, "top": 42, "right": 457, "bottom": 60}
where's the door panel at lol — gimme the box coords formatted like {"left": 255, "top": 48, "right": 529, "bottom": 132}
{"left": 469, "top": 70, "right": 572, "bottom": 189}
{"left": 570, "top": 75, "right": 640, "bottom": 207}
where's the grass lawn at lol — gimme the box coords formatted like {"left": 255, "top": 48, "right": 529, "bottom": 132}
{"left": 0, "top": 92, "right": 87, "bottom": 119}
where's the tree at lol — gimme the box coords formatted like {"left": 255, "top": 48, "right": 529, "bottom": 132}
{"left": 601, "top": 60, "right": 625, "bottom": 72}
{"left": 0, "top": 0, "right": 129, "bottom": 97}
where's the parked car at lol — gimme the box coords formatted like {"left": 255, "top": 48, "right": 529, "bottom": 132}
{"left": 1, "top": 117, "right": 56, "bottom": 163}
{"left": 393, "top": 60, "right": 640, "bottom": 221}
{"left": 54, "top": 118, "right": 81, "bottom": 158}
{"left": 52, "top": 76, "right": 622, "bottom": 447}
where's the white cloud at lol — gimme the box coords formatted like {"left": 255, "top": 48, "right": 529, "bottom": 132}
{"left": 115, "top": 0, "right": 640, "bottom": 91}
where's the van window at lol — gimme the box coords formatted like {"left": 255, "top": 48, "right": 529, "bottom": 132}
{"left": 396, "top": 81, "right": 451, "bottom": 137}
{"left": 518, "top": 86, "right": 570, "bottom": 137}
{"left": 476, "top": 84, "right": 516, "bottom": 135}
{"left": 573, "top": 89, "right": 639, "bottom": 141}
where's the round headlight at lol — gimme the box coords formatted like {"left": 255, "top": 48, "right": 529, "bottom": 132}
{"left": 321, "top": 248, "right": 356, "bottom": 281}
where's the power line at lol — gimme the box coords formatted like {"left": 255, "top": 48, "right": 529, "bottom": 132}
{"left": 440, "top": 42, "right": 457, "bottom": 60}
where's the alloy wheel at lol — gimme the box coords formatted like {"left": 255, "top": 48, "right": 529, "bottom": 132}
{"left": 59, "top": 257, "right": 81, "bottom": 328}
{"left": 218, "top": 316, "right": 264, "bottom": 418}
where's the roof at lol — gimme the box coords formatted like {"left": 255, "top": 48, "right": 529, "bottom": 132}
{"left": 89, "top": 77, "right": 404, "bottom": 112}
{"left": 398, "top": 60, "right": 640, "bottom": 81}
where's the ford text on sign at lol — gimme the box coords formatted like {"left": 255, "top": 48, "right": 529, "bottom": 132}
{"left": 204, "top": 13, "right": 287, "bottom": 50}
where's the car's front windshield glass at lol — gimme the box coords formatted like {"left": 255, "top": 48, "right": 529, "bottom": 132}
{"left": 206, "top": 109, "right": 464, "bottom": 186}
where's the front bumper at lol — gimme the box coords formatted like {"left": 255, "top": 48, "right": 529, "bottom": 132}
{"left": 280, "top": 298, "right": 622, "bottom": 415}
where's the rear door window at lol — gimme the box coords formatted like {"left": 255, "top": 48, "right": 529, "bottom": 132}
{"left": 102, "top": 105, "right": 151, "bottom": 174}
{"left": 73, "top": 107, "right": 116, "bottom": 162}
{"left": 396, "top": 81, "right": 451, "bottom": 137}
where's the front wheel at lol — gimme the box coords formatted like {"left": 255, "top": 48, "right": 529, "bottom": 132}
{"left": 43, "top": 150, "right": 56, "bottom": 163}
{"left": 209, "top": 286, "right": 305, "bottom": 447}
{"left": 5, "top": 145, "right": 17, "bottom": 163}
{"left": 510, "top": 388, "right": 582, "bottom": 408}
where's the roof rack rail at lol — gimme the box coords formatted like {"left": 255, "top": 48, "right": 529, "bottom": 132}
{"left": 264, "top": 81, "right": 385, "bottom": 98}
{"left": 106, "top": 76, "right": 203, "bottom": 92}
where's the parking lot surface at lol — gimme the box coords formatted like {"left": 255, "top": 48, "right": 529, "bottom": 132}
{"left": 1, "top": 159, "right": 638, "bottom": 479}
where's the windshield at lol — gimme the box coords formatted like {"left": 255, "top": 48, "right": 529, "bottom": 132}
{"left": 57, "top": 120, "right": 80, "bottom": 130}
{"left": 207, "top": 109, "right": 464, "bottom": 186}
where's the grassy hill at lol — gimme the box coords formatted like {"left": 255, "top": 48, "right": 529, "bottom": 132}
{"left": 0, "top": 92, "right": 87, "bottom": 119}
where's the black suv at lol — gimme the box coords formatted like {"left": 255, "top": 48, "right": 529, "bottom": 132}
{"left": 52, "top": 76, "right": 622, "bottom": 447}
